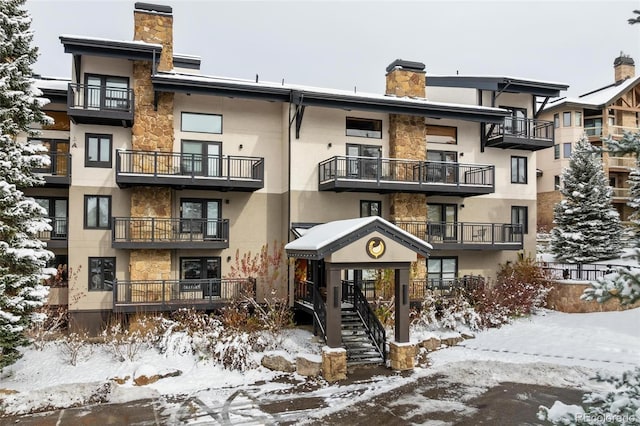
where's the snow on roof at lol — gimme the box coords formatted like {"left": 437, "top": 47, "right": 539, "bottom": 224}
{"left": 59, "top": 34, "right": 163, "bottom": 49}
{"left": 34, "top": 77, "right": 70, "bottom": 92}
{"left": 285, "top": 216, "right": 432, "bottom": 252}
{"left": 543, "top": 75, "right": 640, "bottom": 111}
{"left": 157, "top": 71, "right": 507, "bottom": 113}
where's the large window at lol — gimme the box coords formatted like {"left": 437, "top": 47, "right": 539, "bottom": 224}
{"left": 34, "top": 197, "right": 68, "bottom": 238}
{"left": 426, "top": 125, "right": 457, "bottom": 145}
{"left": 554, "top": 144, "right": 560, "bottom": 160}
{"left": 180, "top": 199, "right": 221, "bottom": 237}
{"left": 427, "top": 257, "right": 457, "bottom": 285}
{"left": 346, "top": 144, "right": 380, "bottom": 178}
{"left": 84, "top": 195, "right": 111, "bottom": 229}
{"left": 85, "top": 75, "right": 129, "bottom": 110}
{"left": 554, "top": 113, "right": 560, "bottom": 129}
{"left": 511, "top": 156, "right": 527, "bottom": 184}
{"left": 563, "top": 111, "right": 572, "bottom": 127}
{"left": 30, "top": 138, "right": 70, "bottom": 175}
{"left": 180, "top": 257, "right": 221, "bottom": 296}
{"left": 346, "top": 117, "right": 382, "bottom": 139}
{"left": 428, "top": 204, "right": 457, "bottom": 240}
{"left": 88, "top": 257, "right": 115, "bottom": 292}
{"left": 511, "top": 206, "right": 528, "bottom": 234}
{"left": 584, "top": 117, "right": 602, "bottom": 137}
{"left": 360, "top": 200, "right": 381, "bottom": 217}
{"left": 181, "top": 112, "right": 222, "bottom": 134}
{"left": 563, "top": 143, "right": 572, "bottom": 158}
{"left": 85, "top": 134, "right": 112, "bottom": 168}
{"left": 181, "top": 140, "right": 221, "bottom": 176}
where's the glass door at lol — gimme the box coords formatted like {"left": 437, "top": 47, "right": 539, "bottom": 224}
{"left": 428, "top": 204, "right": 457, "bottom": 241}
{"left": 206, "top": 143, "right": 221, "bottom": 177}
{"left": 182, "top": 141, "right": 203, "bottom": 175}
{"left": 205, "top": 201, "right": 220, "bottom": 238}
{"left": 180, "top": 257, "right": 222, "bottom": 297}
{"left": 86, "top": 76, "right": 102, "bottom": 109}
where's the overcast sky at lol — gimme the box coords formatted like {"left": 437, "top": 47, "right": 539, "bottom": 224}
{"left": 26, "top": 0, "right": 640, "bottom": 98}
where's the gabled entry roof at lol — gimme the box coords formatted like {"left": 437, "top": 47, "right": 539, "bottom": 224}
{"left": 285, "top": 217, "right": 432, "bottom": 260}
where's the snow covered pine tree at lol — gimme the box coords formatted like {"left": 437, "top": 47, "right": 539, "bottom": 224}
{"left": 0, "top": 0, "right": 55, "bottom": 370}
{"left": 550, "top": 136, "right": 622, "bottom": 263}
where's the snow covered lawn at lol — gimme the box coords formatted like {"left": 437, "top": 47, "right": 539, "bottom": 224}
{"left": 1, "top": 308, "right": 639, "bottom": 420}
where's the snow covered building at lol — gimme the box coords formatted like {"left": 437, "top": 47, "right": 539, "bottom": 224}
{"left": 25, "top": 2, "right": 567, "bottom": 335}
{"left": 537, "top": 54, "right": 640, "bottom": 229}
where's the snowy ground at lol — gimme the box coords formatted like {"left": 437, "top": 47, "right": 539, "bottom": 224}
{"left": 1, "top": 308, "right": 639, "bottom": 423}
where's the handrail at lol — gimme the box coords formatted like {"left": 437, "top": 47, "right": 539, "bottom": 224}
{"left": 112, "top": 217, "right": 229, "bottom": 243}
{"left": 352, "top": 283, "right": 386, "bottom": 362}
{"left": 394, "top": 221, "right": 523, "bottom": 246}
{"left": 37, "top": 217, "right": 68, "bottom": 240}
{"left": 487, "top": 117, "right": 553, "bottom": 141}
{"left": 312, "top": 282, "right": 326, "bottom": 341}
{"left": 67, "top": 83, "right": 134, "bottom": 112}
{"left": 540, "top": 262, "right": 632, "bottom": 281}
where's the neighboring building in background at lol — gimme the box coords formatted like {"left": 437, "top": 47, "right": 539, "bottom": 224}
{"left": 24, "top": 3, "right": 567, "bottom": 334}
{"left": 537, "top": 54, "right": 640, "bottom": 230}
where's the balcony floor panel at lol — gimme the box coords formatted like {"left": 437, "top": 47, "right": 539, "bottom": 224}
{"left": 112, "top": 241, "right": 229, "bottom": 249}
{"left": 485, "top": 136, "right": 553, "bottom": 151}
{"left": 116, "top": 174, "right": 263, "bottom": 191}
{"left": 113, "top": 298, "right": 231, "bottom": 313}
{"left": 319, "top": 179, "right": 493, "bottom": 196}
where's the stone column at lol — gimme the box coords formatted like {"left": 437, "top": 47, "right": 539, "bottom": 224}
{"left": 321, "top": 347, "right": 347, "bottom": 381}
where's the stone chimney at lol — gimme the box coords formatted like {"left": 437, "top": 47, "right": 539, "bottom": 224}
{"left": 614, "top": 53, "right": 635, "bottom": 84}
{"left": 385, "top": 59, "right": 426, "bottom": 98}
{"left": 133, "top": 2, "right": 174, "bottom": 72}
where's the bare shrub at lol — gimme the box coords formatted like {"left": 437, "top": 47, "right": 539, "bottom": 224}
{"left": 60, "top": 331, "right": 93, "bottom": 366}
{"left": 28, "top": 305, "right": 67, "bottom": 350}
{"left": 102, "top": 316, "right": 160, "bottom": 362}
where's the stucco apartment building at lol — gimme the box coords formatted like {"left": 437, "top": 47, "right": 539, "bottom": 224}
{"left": 537, "top": 54, "right": 640, "bottom": 229}
{"left": 26, "top": 3, "right": 567, "bottom": 333}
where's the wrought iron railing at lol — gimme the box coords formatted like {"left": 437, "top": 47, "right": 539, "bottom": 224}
{"left": 351, "top": 282, "right": 386, "bottom": 362}
{"left": 319, "top": 156, "right": 494, "bottom": 187}
{"left": 113, "top": 278, "right": 255, "bottom": 308}
{"left": 112, "top": 217, "right": 229, "bottom": 244}
{"left": 409, "top": 276, "right": 486, "bottom": 300}
{"left": 394, "top": 221, "right": 523, "bottom": 246}
{"left": 294, "top": 280, "right": 314, "bottom": 303}
{"left": 312, "top": 281, "right": 326, "bottom": 340}
{"left": 116, "top": 150, "right": 264, "bottom": 182}
{"left": 37, "top": 217, "right": 68, "bottom": 241}
{"left": 487, "top": 117, "right": 553, "bottom": 141}
{"left": 541, "top": 262, "right": 630, "bottom": 281}
{"left": 67, "top": 83, "right": 134, "bottom": 112}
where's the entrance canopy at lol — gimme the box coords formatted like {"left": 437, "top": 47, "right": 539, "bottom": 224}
{"left": 285, "top": 216, "right": 431, "bottom": 262}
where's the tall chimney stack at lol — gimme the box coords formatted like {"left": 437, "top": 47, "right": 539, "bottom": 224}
{"left": 614, "top": 53, "right": 635, "bottom": 84}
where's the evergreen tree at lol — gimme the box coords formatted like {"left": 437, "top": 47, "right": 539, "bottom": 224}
{"left": 606, "top": 131, "right": 640, "bottom": 242}
{"left": 0, "top": 0, "right": 54, "bottom": 369}
{"left": 550, "top": 137, "right": 622, "bottom": 263}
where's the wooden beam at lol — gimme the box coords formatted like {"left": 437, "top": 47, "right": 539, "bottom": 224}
{"left": 607, "top": 105, "right": 640, "bottom": 113}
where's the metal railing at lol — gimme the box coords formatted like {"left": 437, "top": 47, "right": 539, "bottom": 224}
{"left": 116, "top": 150, "right": 264, "bottom": 182}
{"left": 351, "top": 282, "right": 386, "bottom": 363}
{"left": 319, "top": 156, "right": 494, "bottom": 187}
{"left": 34, "top": 152, "right": 71, "bottom": 178}
{"left": 37, "top": 217, "right": 68, "bottom": 241}
{"left": 394, "top": 221, "right": 523, "bottom": 246}
{"left": 112, "top": 217, "right": 229, "bottom": 244}
{"left": 67, "top": 83, "right": 134, "bottom": 112}
{"left": 409, "top": 276, "right": 486, "bottom": 300}
{"left": 488, "top": 117, "right": 553, "bottom": 141}
{"left": 312, "top": 281, "right": 326, "bottom": 340}
{"left": 541, "top": 262, "right": 631, "bottom": 281}
{"left": 113, "top": 278, "right": 255, "bottom": 309}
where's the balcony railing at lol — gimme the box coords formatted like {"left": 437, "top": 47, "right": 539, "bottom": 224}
{"left": 612, "top": 187, "right": 630, "bottom": 200}
{"left": 34, "top": 152, "right": 71, "bottom": 186}
{"left": 485, "top": 117, "right": 554, "bottom": 150}
{"left": 409, "top": 276, "right": 486, "bottom": 300}
{"left": 116, "top": 150, "right": 264, "bottom": 191}
{"left": 113, "top": 278, "right": 256, "bottom": 313}
{"left": 541, "top": 262, "right": 631, "bottom": 281}
{"left": 394, "top": 221, "right": 523, "bottom": 250}
{"left": 67, "top": 83, "right": 134, "bottom": 126}
{"left": 608, "top": 156, "right": 636, "bottom": 170}
{"left": 319, "top": 156, "right": 494, "bottom": 196}
{"left": 37, "top": 217, "right": 68, "bottom": 248}
{"left": 112, "top": 217, "right": 229, "bottom": 249}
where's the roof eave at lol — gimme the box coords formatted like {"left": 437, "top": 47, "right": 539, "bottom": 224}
{"left": 59, "top": 36, "right": 162, "bottom": 62}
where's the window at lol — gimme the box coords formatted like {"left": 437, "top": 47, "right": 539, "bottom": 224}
{"left": 426, "top": 150, "right": 458, "bottom": 184}
{"left": 563, "top": 112, "right": 572, "bottom": 127}
{"left": 584, "top": 117, "right": 602, "bottom": 137}
{"left": 34, "top": 197, "right": 68, "bottom": 238}
{"left": 84, "top": 195, "right": 111, "bottom": 229}
{"left": 85, "top": 134, "right": 112, "bottom": 168}
{"left": 427, "top": 257, "right": 457, "bottom": 286}
{"left": 511, "top": 156, "right": 527, "bottom": 184}
{"left": 180, "top": 199, "right": 221, "bottom": 237}
{"left": 181, "top": 112, "right": 222, "bottom": 134}
{"left": 575, "top": 111, "right": 582, "bottom": 126}
{"left": 563, "top": 143, "right": 572, "bottom": 158}
{"left": 181, "top": 140, "right": 221, "bottom": 176}
{"left": 29, "top": 138, "right": 70, "bottom": 175}
{"left": 427, "top": 204, "right": 457, "bottom": 241}
{"left": 426, "top": 125, "right": 457, "bottom": 145}
{"left": 346, "top": 144, "right": 380, "bottom": 178}
{"left": 180, "top": 257, "right": 221, "bottom": 296}
{"left": 554, "top": 113, "right": 560, "bottom": 129}
{"left": 346, "top": 117, "right": 382, "bottom": 139}
{"left": 360, "top": 200, "right": 381, "bottom": 217}
{"left": 88, "top": 257, "right": 115, "bottom": 291}
{"left": 85, "top": 75, "right": 129, "bottom": 110}
{"left": 554, "top": 175, "right": 561, "bottom": 190}
{"left": 502, "top": 107, "right": 526, "bottom": 135}
{"left": 554, "top": 144, "right": 560, "bottom": 160}
{"left": 511, "top": 206, "right": 528, "bottom": 234}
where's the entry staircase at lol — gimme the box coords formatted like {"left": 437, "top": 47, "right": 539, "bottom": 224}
{"left": 341, "top": 307, "right": 385, "bottom": 365}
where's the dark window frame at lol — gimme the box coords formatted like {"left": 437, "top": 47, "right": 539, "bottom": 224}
{"left": 34, "top": 197, "right": 68, "bottom": 238}
{"left": 554, "top": 113, "right": 560, "bottom": 128}
{"left": 427, "top": 256, "right": 459, "bottom": 284}
{"left": 88, "top": 256, "right": 115, "bottom": 292}
{"left": 85, "top": 133, "right": 113, "bottom": 168}
{"left": 563, "top": 111, "right": 572, "bottom": 127}
{"left": 554, "top": 144, "right": 560, "bottom": 160}
{"left": 511, "top": 156, "right": 527, "bottom": 184}
{"left": 84, "top": 74, "right": 130, "bottom": 110}
{"left": 179, "top": 256, "right": 222, "bottom": 296}
{"left": 554, "top": 175, "right": 561, "bottom": 190}
{"left": 180, "top": 139, "right": 223, "bottom": 176}
{"left": 346, "top": 117, "right": 382, "bottom": 139}
{"left": 511, "top": 206, "right": 528, "bottom": 234}
{"left": 179, "top": 198, "right": 222, "bottom": 235}
{"left": 84, "top": 195, "right": 111, "bottom": 229}
{"left": 360, "top": 200, "right": 381, "bottom": 217}
{"left": 181, "top": 112, "right": 223, "bottom": 134}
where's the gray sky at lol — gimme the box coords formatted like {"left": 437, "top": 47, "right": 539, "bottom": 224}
{"left": 26, "top": 0, "right": 640, "bottom": 98}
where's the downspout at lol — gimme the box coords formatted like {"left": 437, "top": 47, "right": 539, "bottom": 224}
{"left": 286, "top": 96, "right": 294, "bottom": 305}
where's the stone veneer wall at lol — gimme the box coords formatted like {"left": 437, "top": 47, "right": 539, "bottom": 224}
{"left": 129, "top": 9, "right": 175, "bottom": 282}
{"left": 537, "top": 190, "right": 562, "bottom": 230}
{"left": 548, "top": 282, "right": 640, "bottom": 313}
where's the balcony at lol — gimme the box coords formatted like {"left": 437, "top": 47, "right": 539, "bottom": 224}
{"left": 612, "top": 187, "right": 630, "bottom": 202}
{"left": 485, "top": 117, "right": 554, "bottom": 151}
{"left": 113, "top": 278, "right": 256, "bottom": 313}
{"left": 37, "top": 217, "right": 68, "bottom": 248}
{"left": 319, "top": 156, "right": 494, "bottom": 197}
{"left": 67, "top": 83, "right": 134, "bottom": 127}
{"left": 608, "top": 156, "right": 636, "bottom": 171}
{"left": 112, "top": 217, "right": 229, "bottom": 249}
{"left": 394, "top": 221, "right": 523, "bottom": 250}
{"left": 115, "top": 150, "right": 264, "bottom": 191}
{"left": 34, "top": 152, "right": 71, "bottom": 187}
